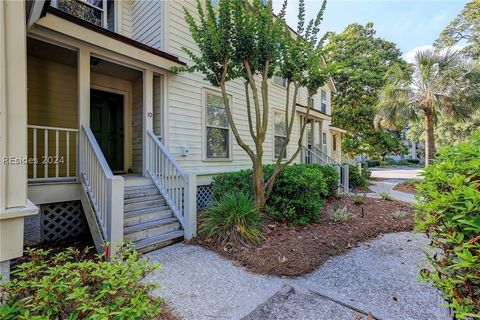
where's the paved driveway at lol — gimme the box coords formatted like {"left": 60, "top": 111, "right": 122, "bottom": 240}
{"left": 369, "top": 166, "right": 422, "bottom": 180}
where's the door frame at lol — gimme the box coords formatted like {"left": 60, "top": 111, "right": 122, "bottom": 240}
{"left": 90, "top": 85, "right": 130, "bottom": 173}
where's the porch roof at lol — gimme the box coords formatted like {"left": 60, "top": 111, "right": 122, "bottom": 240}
{"left": 329, "top": 126, "right": 348, "bottom": 134}
{"left": 296, "top": 104, "right": 332, "bottom": 121}
{"left": 33, "top": 7, "right": 186, "bottom": 70}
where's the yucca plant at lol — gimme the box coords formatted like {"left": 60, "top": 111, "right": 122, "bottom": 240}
{"left": 200, "top": 192, "right": 263, "bottom": 245}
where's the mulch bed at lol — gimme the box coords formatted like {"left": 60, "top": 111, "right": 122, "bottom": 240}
{"left": 190, "top": 197, "right": 414, "bottom": 277}
{"left": 393, "top": 183, "right": 417, "bottom": 194}
{"left": 352, "top": 186, "right": 374, "bottom": 193}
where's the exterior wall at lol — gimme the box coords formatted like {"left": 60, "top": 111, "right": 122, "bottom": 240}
{"left": 119, "top": 0, "right": 133, "bottom": 37}
{"left": 132, "top": 77, "right": 143, "bottom": 173}
{"left": 131, "top": 0, "right": 164, "bottom": 50}
{"left": 164, "top": 0, "right": 335, "bottom": 177}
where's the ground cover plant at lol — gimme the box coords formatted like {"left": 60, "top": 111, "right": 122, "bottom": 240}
{"left": 416, "top": 131, "right": 480, "bottom": 318}
{"left": 0, "top": 246, "right": 175, "bottom": 320}
{"left": 192, "top": 196, "right": 413, "bottom": 276}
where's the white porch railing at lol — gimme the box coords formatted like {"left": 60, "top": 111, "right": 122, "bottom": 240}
{"left": 79, "top": 125, "right": 123, "bottom": 246}
{"left": 146, "top": 130, "right": 196, "bottom": 239}
{"left": 27, "top": 125, "right": 79, "bottom": 183}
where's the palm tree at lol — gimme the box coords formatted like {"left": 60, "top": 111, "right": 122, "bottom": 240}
{"left": 376, "top": 48, "right": 480, "bottom": 165}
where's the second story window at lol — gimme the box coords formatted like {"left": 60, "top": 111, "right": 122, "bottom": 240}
{"left": 53, "top": 0, "right": 115, "bottom": 31}
{"left": 321, "top": 89, "right": 327, "bottom": 114}
{"left": 272, "top": 76, "right": 287, "bottom": 88}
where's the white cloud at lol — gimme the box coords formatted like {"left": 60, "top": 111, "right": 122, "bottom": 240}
{"left": 403, "top": 44, "right": 465, "bottom": 64}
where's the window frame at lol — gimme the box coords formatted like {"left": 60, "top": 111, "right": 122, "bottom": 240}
{"left": 273, "top": 110, "right": 288, "bottom": 160}
{"left": 271, "top": 76, "right": 288, "bottom": 89}
{"left": 203, "top": 89, "right": 233, "bottom": 162}
{"left": 320, "top": 89, "right": 327, "bottom": 114}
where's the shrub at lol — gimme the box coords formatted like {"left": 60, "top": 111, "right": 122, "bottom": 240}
{"left": 349, "top": 165, "right": 368, "bottom": 189}
{"left": 200, "top": 192, "right": 263, "bottom": 245}
{"left": 211, "top": 164, "right": 338, "bottom": 225}
{"left": 392, "top": 209, "right": 408, "bottom": 220}
{"left": 416, "top": 131, "right": 480, "bottom": 318}
{"left": 406, "top": 158, "right": 420, "bottom": 164}
{"left": 384, "top": 158, "right": 398, "bottom": 166}
{"left": 268, "top": 164, "right": 328, "bottom": 224}
{"left": 366, "top": 160, "right": 380, "bottom": 167}
{"left": 397, "top": 159, "right": 411, "bottom": 165}
{"left": 330, "top": 204, "right": 352, "bottom": 222}
{"left": 379, "top": 191, "right": 392, "bottom": 200}
{"left": 0, "top": 246, "right": 164, "bottom": 320}
{"left": 352, "top": 194, "right": 366, "bottom": 205}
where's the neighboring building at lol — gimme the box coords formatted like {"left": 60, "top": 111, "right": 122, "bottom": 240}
{"left": 0, "top": 0, "right": 346, "bottom": 278}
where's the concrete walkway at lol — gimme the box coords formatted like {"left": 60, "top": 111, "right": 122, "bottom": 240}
{"left": 145, "top": 233, "right": 449, "bottom": 320}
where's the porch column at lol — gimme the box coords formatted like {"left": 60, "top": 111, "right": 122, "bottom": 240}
{"left": 318, "top": 121, "right": 323, "bottom": 151}
{"left": 142, "top": 69, "right": 153, "bottom": 176}
{"left": 78, "top": 48, "right": 90, "bottom": 176}
{"left": 0, "top": 0, "right": 38, "bottom": 279}
{"left": 312, "top": 121, "right": 319, "bottom": 146}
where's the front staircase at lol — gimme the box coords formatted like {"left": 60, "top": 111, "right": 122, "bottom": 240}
{"left": 123, "top": 176, "right": 184, "bottom": 252}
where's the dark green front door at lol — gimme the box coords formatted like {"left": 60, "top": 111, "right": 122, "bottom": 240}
{"left": 90, "top": 89, "right": 124, "bottom": 173}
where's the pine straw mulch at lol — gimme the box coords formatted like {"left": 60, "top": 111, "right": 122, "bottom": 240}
{"left": 393, "top": 181, "right": 417, "bottom": 194}
{"left": 190, "top": 197, "right": 414, "bottom": 277}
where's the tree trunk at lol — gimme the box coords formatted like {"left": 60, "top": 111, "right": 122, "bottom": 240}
{"left": 424, "top": 110, "right": 436, "bottom": 166}
{"left": 252, "top": 158, "right": 266, "bottom": 210}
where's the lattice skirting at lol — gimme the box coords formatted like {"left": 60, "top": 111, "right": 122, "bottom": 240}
{"left": 40, "top": 201, "right": 88, "bottom": 242}
{"left": 197, "top": 185, "right": 213, "bottom": 209}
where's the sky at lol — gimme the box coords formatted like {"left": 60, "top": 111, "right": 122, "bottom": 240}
{"left": 272, "top": 0, "right": 469, "bottom": 62}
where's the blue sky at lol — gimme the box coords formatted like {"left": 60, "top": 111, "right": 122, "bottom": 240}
{"left": 272, "top": 0, "right": 468, "bottom": 61}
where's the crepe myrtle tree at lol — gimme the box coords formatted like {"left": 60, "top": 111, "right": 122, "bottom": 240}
{"left": 174, "top": 0, "right": 330, "bottom": 210}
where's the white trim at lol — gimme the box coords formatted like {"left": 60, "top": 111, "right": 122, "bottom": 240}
{"left": 272, "top": 109, "right": 288, "bottom": 160}
{"left": 202, "top": 88, "right": 233, "bottom": 162}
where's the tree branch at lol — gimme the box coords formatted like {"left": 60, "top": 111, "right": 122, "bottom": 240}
{"left": 245, "top": 81, "right": 257, "bottom": 141}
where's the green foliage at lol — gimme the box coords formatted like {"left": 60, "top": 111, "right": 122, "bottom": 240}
{"left": 415, "top": 130, "right": 480, "bottom": 318}
{"left": 352, "top": 194, "right": 366, "bottom": 205}
{"left": 211, "top": 164, "right": 338, "bottom": 225}
{"left": 0, "top": 246, "right": 163, "bottom": 320}
{"left": 267, "top": 164, "right": 328, "bottom": 225}
{"left": 379, "top": 191, "right": 392, "bottom": 201}
{"left": 323, "top": 23, "right": 407, "bottom": 157}
{"left": 435, "top": 0, "right": 480, "bottom": 59}
{"left": 366, "top": 160, "right": 380, "bottom": 167}
{"left": 200, "top": 192, "right": 263, "bottom": 245}
{"left": 330, "top": 204, "right": 352, "bottom": 222}
{"left": 349, "top": 164, "right": 368, "bottom": 189}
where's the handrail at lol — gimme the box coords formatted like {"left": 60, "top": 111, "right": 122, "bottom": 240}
{"left": 146, "top": 131, "right": 197, "bottom": 238}
{"left": 312, "top": 145, "right": 340, "bottom": 166}
{"left": 80, "top": 125, "right": 123, "bottom": 246}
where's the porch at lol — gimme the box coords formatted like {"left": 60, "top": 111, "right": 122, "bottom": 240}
{"left": 26, "top": 37, "right": 196, "bottom": 253}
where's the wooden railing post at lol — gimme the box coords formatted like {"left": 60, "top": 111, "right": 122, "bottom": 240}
{"left": 183, "top": 173, "right": 197, "bottom": 240}
{"left": 342, "top": 165, "right": 349, "bottom": 194}
{"left": 107, "top": 175, "right": 124, "bottom": 254}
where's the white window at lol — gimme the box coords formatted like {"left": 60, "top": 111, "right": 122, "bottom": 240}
{"left": 322, "top": 132, "right": 327, "bottom": 153}
{"left": 321, "top": 89, "right": 327, "bottom": 113}
{"left": 272, "top": 76, "right": 287, "bottom": 88}
{"left": 308, "top": 96, "right": 314, "bottom": 108}
{"left": 206, "top": 93, "right": 230, "bottom": 159}
{"left": 274, "top": 111, "right": 287, "bottom": 158}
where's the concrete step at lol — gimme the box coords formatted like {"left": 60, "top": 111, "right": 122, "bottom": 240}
{"left": 124, "top": 206, "right": 173, "bottom": 227}
{"left": 134, "top": 230, "right": 184, "bottom": 253}
{"left": 124, "top": 185, "right": 160, "bottom": 199}
{"left": 124, "top": 218, "right": 181, "bottom": 242}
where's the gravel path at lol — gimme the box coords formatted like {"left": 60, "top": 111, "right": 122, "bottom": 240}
{"left": 145, "top": 232, "right": 449, "bottom": 320}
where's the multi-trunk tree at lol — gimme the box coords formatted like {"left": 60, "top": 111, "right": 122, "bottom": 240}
{"left": 176, "top": 0, "right": 330, "bottom": 209}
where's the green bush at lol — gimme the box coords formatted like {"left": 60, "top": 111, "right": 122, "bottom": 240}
{"left": 366, "top": 160, "right": 380, "bottom": 167}
{"left": 384, "top": 158, "right": 398, "bottom": 166}
{"left": 349, "top": 164, "right": 368, "bottom": 189}
{"left": 0, "top": 246, "right": 164, "bottom": 320}
{"left": 200, "top": 192, "right": 263, "bottom": 244}
{"left": 406, "top": 158, "right": 420, "bottom": 164}
{"left": 267, "top": 164, "right": 329, "bottom": 224}
{"left": 416, "top": 131, "right": 480, "bottom": 318}
{"left": 397, "top": 159, "right": 411, "bottom": 165}
{"left": 211, "top": 164, "right": 338, "bottom": 225}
